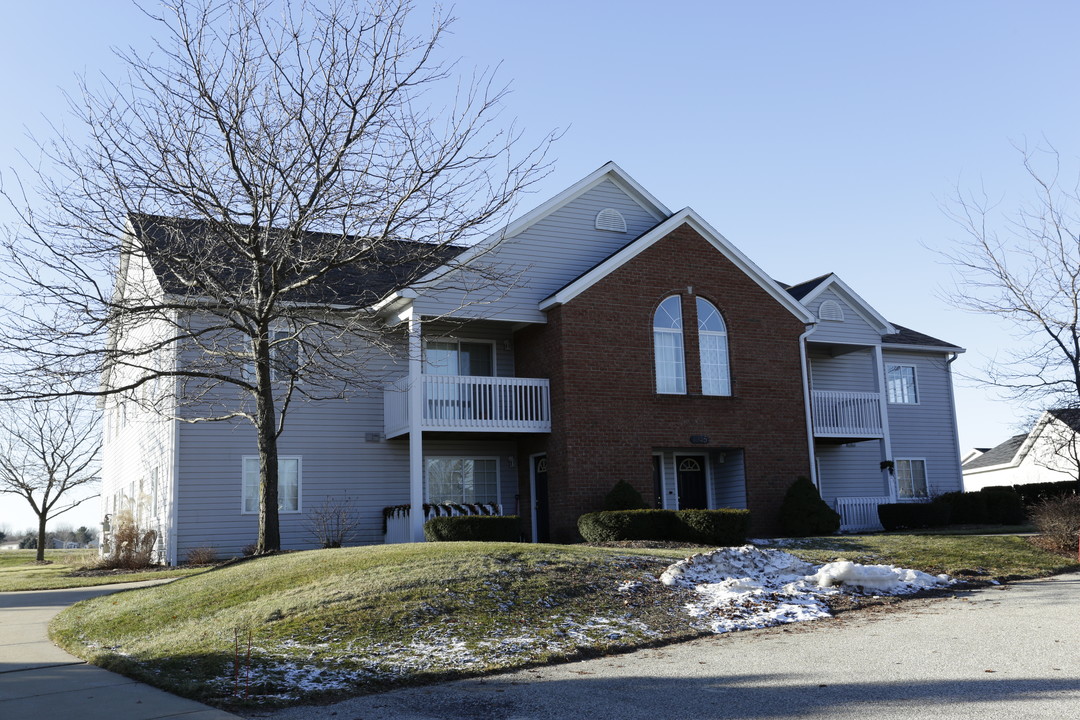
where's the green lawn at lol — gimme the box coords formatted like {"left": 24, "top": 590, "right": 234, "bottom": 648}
{"left": 0, "top": 549, "right": 200, "bottom": 591}
{"left": 49, "top": 534, "right": 1076, "bottom": 710}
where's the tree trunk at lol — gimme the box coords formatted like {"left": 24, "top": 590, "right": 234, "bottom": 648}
{"left": 254, "top": 332, "right": 281, "bottom": 554}
{"left": 36, "top": 513, "right": 47, "bottom": 562}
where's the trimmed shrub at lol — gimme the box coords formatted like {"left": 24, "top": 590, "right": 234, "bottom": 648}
{"left": 577, "top": 510, "right": 676, "bottom": 542}
{"left": 878, "top": 502, "right": 951, "bottom": 531}
{"left": 423, "top": 515, "right": 521, "bottom": 542}
{"left": 933, "top": 491, "right": 985, "bottom": 524}
{"left": 604, "top": 480, "right": 648, "bottom": 511}
{"left": 980, "top": 487, "right": 1025, "bottom": 525}
{"left": 676, "top": 509, "right": 750, "bottom": 546}
{"left": 1030, "top": 495, "right": 1080, "bottom": 554}
{"left": 779, "top": 476, "right": 840, "bottom": 537}
{"left": 577, "top": 508, "right": 750, "bottom": 546}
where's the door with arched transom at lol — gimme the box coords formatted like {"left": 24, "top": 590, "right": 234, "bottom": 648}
{"left": 676, "top": 455, "right": 708, "bottom": 509}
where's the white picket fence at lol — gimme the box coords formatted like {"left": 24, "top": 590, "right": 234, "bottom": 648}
{"left": 384, "top": 502, "right": 504, "bottom": 543}
{"left": 833, "top": 495, "right": 890, "bottom": 532}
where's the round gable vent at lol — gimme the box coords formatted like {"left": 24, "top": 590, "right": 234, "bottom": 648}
{"left": 595, "top": 208, "right": 627, "bottom": 233}
{"left": 819, "top": 299, "right": 845, "bottom": 321}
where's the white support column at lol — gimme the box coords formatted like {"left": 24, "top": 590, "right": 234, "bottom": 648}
{"left": 873, "top": 345, "right": 896, "bottom": 501}
{"left": 406, "top": 307, "right": 425, "bottom": 542}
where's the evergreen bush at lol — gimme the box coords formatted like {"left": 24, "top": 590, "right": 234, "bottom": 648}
{"left": 779, "top": 476, "right": 840, "bottom": 537}
{"left": 603, "top": 480, "right": 648, "bottom": 511}
{"left": 979, "top": 487, "right": 1025, "bottom": 525}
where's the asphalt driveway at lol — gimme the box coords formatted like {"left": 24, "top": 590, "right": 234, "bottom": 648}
{"left": 0, "top": 580, "right": 240, "bottom": 720}
{"left": 249, "top": 572, "right": 1080, "bottom": 720}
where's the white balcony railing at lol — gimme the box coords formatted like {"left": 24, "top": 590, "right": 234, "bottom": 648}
{"left": 812, "top": 390, "right": 883, "bottom": 438}
{"left": 385, "top": 374, "right": 551, "bottom": 437}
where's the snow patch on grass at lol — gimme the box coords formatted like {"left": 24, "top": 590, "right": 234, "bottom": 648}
{"left": 661, "top": 545, "right": 953, "bottom": 634}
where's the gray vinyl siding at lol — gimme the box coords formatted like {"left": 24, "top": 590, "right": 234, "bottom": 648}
{"left": 809, "top": 348, "right": 877, "bottom": 392}
{"left": 815, "top": 442, "right": 889, "bottom": 501}
{"left": 711, "top": 450, "right": 747, "bottom": 509}
{"left": 174, "top": 385, "right": 405, "bottom": 560}
{"left": 804, "top": 289, "right": 882, "bottom": 345}
{"left": 883, "top": 349, "right": 964, "bottom": 496}
{"left": 412, "top": 179, "right": 665, "bottom": 322}
{"left": 173, "top": 389, "right": 522, "bottom": 559}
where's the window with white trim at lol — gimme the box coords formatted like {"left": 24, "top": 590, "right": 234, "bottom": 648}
{"left": 896, "top": 459, "right": 928, "bottom": 499}
{"left": 242, "top": 456, "right": 301, "bottom": 513}
{"left": 426, "top": 457, "right": 499, "bottom": 504}
{"left": 244, "top": 330, "right": 301, "bottom": 382}
{"left": 653, "top": 296, "right": 686, "bottom": 394}
{"left": 697, "top": 297, "right": 731, "bottom": 396}
{"left": 424, "top": 340, "right": 494, "bottom": 376}
{"left": 886, "top": 364, "right": 918, "bottom": 404}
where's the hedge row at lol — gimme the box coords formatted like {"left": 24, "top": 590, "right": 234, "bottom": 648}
{"left": 423, "top": 515, "right": 521, "bottom": 542}
{"left": 577, "top": 509, "right": 750, "bottom": 546}
{"left": 878, "top": 486, "right": 1025, "bottom": 531}
{"left": 995, "top": 480, "right": 1077, "bottom": 507}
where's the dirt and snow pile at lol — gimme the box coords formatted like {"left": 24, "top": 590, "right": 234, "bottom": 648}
{"left": 660, "top": 545, "right": 953, "bottom": 634}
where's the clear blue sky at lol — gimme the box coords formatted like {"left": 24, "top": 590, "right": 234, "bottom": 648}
{"left": 2, "top": 0, "right": 1078, "bottom": 532}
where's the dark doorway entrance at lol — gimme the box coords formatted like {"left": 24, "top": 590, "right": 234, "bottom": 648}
{"left": 532, "top": 454, "right": 550, "bottom": 542}
{"left": 676, "top": 455, "right": 708, "bottom": 509}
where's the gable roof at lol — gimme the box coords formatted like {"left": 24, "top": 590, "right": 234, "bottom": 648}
{"left": 128, "top": 214, "right": 465, "bottom": 307}
{"left": 881, "top": 324, "right": 964, "bottom": 352}
{"left": 784, "top": 274, "right": 831, "bottom": 300}
{"left": 538, "top": 207, "right": 816, "bottom": 323}
{"left": 785, "top": 274, "right": 964, "bottom": 352}
{"left": 392, "top": 162, "right": 672, "bottom": 305}
{"left": 786, "top": 273, "right": 896, "bottom": 334}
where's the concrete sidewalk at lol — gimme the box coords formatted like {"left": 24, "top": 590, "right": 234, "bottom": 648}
{"left": 0, "top": 581, "right": 240, "bottom": 719}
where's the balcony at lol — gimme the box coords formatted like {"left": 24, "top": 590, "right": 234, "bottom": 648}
{"left": 385, "top": 374, "right": 551, "bottom": 437}
{"left": 812, "top": 390, "right": 883, "bottom": 439}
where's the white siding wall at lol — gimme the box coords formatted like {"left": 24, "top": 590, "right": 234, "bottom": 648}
{"left": 413, "top": 179, "right": 664, "bottom": 322}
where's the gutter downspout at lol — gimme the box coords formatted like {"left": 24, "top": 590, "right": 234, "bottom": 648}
{"left": 945, "top": 352, "right": 963, "bottom": 492}
{"left": 799, "top": 322, "right": 819, "bottom": 488}
{"left": 873, "top": 344, "right": 896, "bottom": 502}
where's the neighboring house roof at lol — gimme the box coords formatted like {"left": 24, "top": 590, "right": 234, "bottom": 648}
{"left": 1047, "top": 407, "right": 1080, "bottom": 432}
{"left": 129, "top": 214, "right": 466, "bottom": 307}
{"left": 962, "top": 434, "right": 1028, "bottom": 470}
{"left": 538, "top": 207, "right": 816, "bottom": 324}
{"left": 963, "top": 407, "right": 1080, "bottom": 475}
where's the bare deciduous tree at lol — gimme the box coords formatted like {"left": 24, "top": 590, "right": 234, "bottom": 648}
{"left": 941, "top": 144, "right": 1080, "bottom": 485}
{"left": 0, "top": 0, "right": 554, "bottom": 553}
{"left": 0, "top": 399, "right": 100, "bottom": 562}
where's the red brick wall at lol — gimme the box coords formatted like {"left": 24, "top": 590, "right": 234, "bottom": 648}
{"left": 515, "top": 223, "right": 811, "bottom": 541}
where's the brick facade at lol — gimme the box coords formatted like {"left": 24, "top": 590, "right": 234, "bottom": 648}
{"left": 515, "top": 223, "right": 811, "bottom": 541}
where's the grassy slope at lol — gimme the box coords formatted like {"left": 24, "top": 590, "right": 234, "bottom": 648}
{"left": 0, "top": 549, "right": 200, "bottom": 591}
{"left": 50, "top": 536, "right": 1077, "bottom": 709}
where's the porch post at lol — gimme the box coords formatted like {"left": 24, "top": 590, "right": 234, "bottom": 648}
{"left": 407, "top": 307, "right": 425, "bottom": 541}
{"left": 873, "top": 344, "right": 896, "bottom": 501}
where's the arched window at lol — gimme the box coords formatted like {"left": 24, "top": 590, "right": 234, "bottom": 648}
{"left": 653, "top": 296, "right": 686, "bottom": 394}
{"left": 697, "top": 297, "right": 731, "bottom": 396}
